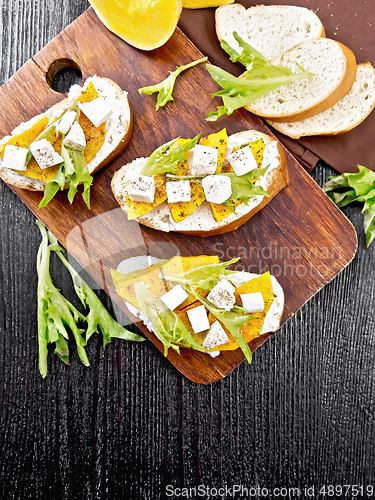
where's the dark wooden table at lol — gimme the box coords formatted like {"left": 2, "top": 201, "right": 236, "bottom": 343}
{"left": 0, "top": 1, "right": 374, "bottom": 499}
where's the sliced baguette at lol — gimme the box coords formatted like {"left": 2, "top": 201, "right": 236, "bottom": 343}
{"left": 244, "top": 37, "right": 357, "bottom": 122}
{"left": 111, "top": 130, "right": 289, "bottom": 237}
{"left": 216, "top": 4, "right": 325, "bottom": 62}
{"left": 267, "top": 63, "right": 375, "bottom": 138}
{"left": 0, "top": 75, "right": 132, "bottom": 191}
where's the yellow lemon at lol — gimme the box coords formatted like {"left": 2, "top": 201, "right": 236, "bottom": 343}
{"left": 88, "top": 0, "right": 182, "bottom": 51}
{"left": 182, "top": 0, "right": 234, "bottom": 8}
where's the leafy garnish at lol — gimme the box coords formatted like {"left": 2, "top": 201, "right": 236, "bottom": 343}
{"left": 64, "top": 146, "right": 93, "bottom": 209}
{"left": 139, "top": 57, "right": 208, "bottom": 110}
{"left": 46, "top": 231, "right": 144, "bottom": 346}
{"left": 36, "top": 222, "right": 144, "bottom": 377}
{"left": 39, "top": 143, "right": 93, "bottom": 210}
{"left": 134, "top": 282, "right": 204, "bottom": 356}
{"left": 36, "top": 221, "right": 88, "bottom": 378}
{"left": 38, "top": 162, "right": 66, "bottom": 209}
{"left": 323, "top": 165, "right": 375, "bottom": 248}
{"left": 161, "top": 258, "right": 239, "bottom": 291}
{"left": 205, "top": 31, "right": 314, "bottom": 121}
{"left": 221, "top": 166, "right": 270, "bottom": 204}
{"left": 139, "top": 135, "right": 200, "bottom": 177}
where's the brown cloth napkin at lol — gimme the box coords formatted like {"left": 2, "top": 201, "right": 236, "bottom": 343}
{"left": 179, "top": 0, "right": 375, "bottom": 173}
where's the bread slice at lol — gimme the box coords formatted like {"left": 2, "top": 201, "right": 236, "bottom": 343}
{"left": 215, "top": 4, "right": 325, "bottom": 62}
{"left": 243, "top": 37, "right": 357, "bottom": 122}
{"left": 0, "top": 75, "right": 132, "bottom": 191}
{"left": 113, "top": 254, "right": 285, "bottom": 358}
{"left": 266, "top": 63, "right": 375, "bottom": 138}
{"left": 111, "top": 130, "right": 289, "bottom": 236}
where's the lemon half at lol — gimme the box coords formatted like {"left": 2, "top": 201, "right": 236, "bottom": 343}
{"left": 89, "top": 0, "right": 183, "bottom": 51}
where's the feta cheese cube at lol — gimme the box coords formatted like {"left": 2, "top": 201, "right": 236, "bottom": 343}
{"left": 2, "top": 145, "right": 29, "bottom": 171}
{"left": 160, "top": 285, "right": 189, "bottom": 311}
{"left": 228, "top": 145, "right": 258, "bottom": 176}
{"left": 188, "top": 144, "right": 218, "bottom": 175}
{"left": 202, "top": 175, "right": 232, "bottom": 204}
{"left": 240, "top": 292, "right": 264, "bottom": 313}
{"left": 127, "top": 175, "right": 156, "bottom": 203}
{"left": 166, "top": 180, "right": 191, "bottom": 203}
{"left": 207, "top": 279, "right": 236, "bottom": 311}
{"left": 203, "top": 320, "right": 230, "bottom": 349}
{"left": 78, "top": 97, "right": 113, "bottom": 128}
{"left": 57, "top": 110, "right": 77, "bottom": 135}
{"left": 206, "top": 351, "right": 220, "bottom": 358}
{"left": 221, "top": 272, "right": 259, "bottom": 288}
{"left": 187, "top": 305, "right": 210, "bottom": 333}
{"left": 63, "top": 121, "right": 86, "bottom": 151}
{"left": 30, "top": 139, "right": 63, "bottom": 170}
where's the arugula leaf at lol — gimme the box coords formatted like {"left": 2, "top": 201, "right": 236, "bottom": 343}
{"left": 39, "top": 145, "right": 94, "bottom": 210}
{"left": 363, "top": 200, "right": 375, "bottom": 248}
{"left": 134, "top": 282, "right": 204, "bottom": 356}
{"left": 36, "top": 222, "right": 144, "bottom": 377}
{"left": 63, "top": 146, "right": 93, "bottom": 209}
{"left": 139, "top": 135, "right": 200, "bottom": 177}
{"left": 139, "top": 57, "right": 208, "bottom": 110}
{"left": 206, "top": 31, "right": 314, "bottom": 120}
{"left": 38, "top": 162, "right": 66, "bottom": 209}
{"left": 36, "top": 221, "right": 88, "bottom": 378}
{"left": 222, "top": 166, "right": 270, "bottom": 204}
{"left": 323, "top": 165, "right": 375, "bottom": 248}
{"left": 161, "top": 258, "right": 239, "bottom": 291}
{"left": 46, "top": 231, "right": 145, "bottom": 346}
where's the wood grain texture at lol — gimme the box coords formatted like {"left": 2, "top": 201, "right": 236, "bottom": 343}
{"left": 0, "top": 7, "right": 357, "bottom": 383}
{"left": 0, "top": 1, "right": 374, "bottom": 498}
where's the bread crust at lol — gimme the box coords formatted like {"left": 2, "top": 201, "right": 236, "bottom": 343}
{"left": 0, "top": 76, "right": 132, "bottom": 191}
{"left": 269, "top": 42, "right": 357, "bottom": 123}
{"left": 111, "top": 131, "right": 289, "bottom": 237}
{"left": 243, "top": 39, "right": 357, "bottom": 122}
{"left": 215, "top": 4, "right": 325, "bottom": 61}
{"left": 267, "top": 63, "right": 375, "bottom": 138}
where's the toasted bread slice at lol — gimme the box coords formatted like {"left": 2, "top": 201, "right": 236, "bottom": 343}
{"left": 244, "top": 38, "right": 357, "bottom": 123}
{"left": 216, "top": 4, "right": 325, "bottom": 61}
{"left": 111, "top": 130, "right": 289, "bottom": 236}
{"left": 0, "top": 75, "right": 132, "bottom": 191}
{"left": 267, "top": 63, "right": 375, "bottom": 138}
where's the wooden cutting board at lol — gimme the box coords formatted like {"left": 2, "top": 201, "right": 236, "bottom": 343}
{"left": 0, "top": 8, "right": 357, "bottom": 384}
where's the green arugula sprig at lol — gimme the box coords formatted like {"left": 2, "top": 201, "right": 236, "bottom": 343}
{"left": 323, "top": 165, "right": 375, "bottom": 248}
{"left": 139, "top": 135, "right": 200, "bottom": 177}
{"left": 36, "top": 221, "right": 144, "bottom": 378}
{"left": 206, "top": 32, "right": 314, "bottom": 121}
{"left": 139, "top": 57, "right": 208, "bottom": 110}
{"left": 134, "top": 282, "right": 205, "bottom": 357}
{"left": 221, "top": 166, "right": 270, "bottom": 204}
